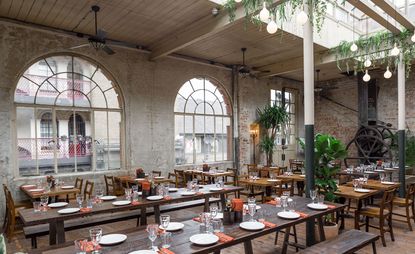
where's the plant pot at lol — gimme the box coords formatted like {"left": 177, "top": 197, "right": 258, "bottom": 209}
{"left": 315, "top": 222, "right": 338, "bottom": 242}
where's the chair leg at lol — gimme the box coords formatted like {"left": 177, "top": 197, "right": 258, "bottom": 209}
{"left": 365, "top": 216, "right": 370, "bottom": 232}
{"left": 31, "top": 237, "right": 37, "bottom": 249}
{"left": 372, "top": 241, "right": 377, "bottom": 254}
{"left": 7, "top": 214, "right": 16, "bottom": 242}
{"left": 346, "top": 198, "right": 351, "bottom": 215}
{"left": 412, "top": 202, "right": 415, "bottom": 223}
{"left": 274, "top": 231, "right": 279, "bottom": 245}
{"left": 293, "top": 225, "right": 299, "bottom": 252}
{"left": 388, "top": 215, "right": 395, "bottom": 242}
{"left": 406, "top": 206, "right": 413, "bottom": 231}
{"left": 379, "top": 217, "right": 386, "bottom": 247}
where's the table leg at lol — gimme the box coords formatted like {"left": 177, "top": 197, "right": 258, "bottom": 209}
{"left": 49, "top": 221, "right": 57, "bottom": 245}
{"left": 213, "top": 250, "right": 221, "bottom": 254}
{"left": 204, "top": 197, "right": 209, "bottom": 212}
{"left": 154, "top": 205, "right": 161, "bottom": 224}
{"left": 220, "top": 193, "right": 226, "bottom": 211}
{"left": 355, "top": 199, "right": 362, "bottom": 229}
{"left": 140, "top": 207, "right": 147, "bottom": 226}
{"left": 49, "top": 220, "right": 65, "bottom": 245}
{"left": 243, "top": 240, "right": 254, "bottom": 254}
{"left": 281, "top": 226, "right": 291, "bottom": 254}
{"left": 317, "top": 217, "right": 326, "bottom": 242}
{"left": 265, "top": 186, "right": 272, "bottom": 198}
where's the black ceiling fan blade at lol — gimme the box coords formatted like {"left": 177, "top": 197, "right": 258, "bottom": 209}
{"left": 69, "top": 44, "right": 90, "bottom": 50}
{"left": 97, "top": 29, "right": 107, "bottom": 40}
{"left": 102, "top": 45, "right": 115, "bottom": 55}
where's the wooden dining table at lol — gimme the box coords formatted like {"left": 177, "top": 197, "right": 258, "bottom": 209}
{"left": 334, "top": 185, "right": 380, "bottom": 229}
{"left": 344, "top": 179, "right": 401, "bottom": 191}
{"left": 20, "top": 184, "right": 80, "bottom": 200}
{"left": 19, "top": 184, "right": 243, "bottom": 245}
{"left": 32, "top": 197, "right": 346, "bottom": 254}
{"left": 115, "top": 175, "right": 174, "bottom": 186}
{"left": 238, "top": 177, "right": 281, "bottom": 197}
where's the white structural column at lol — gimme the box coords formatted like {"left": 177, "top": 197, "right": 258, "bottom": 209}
{"left": 398, "top": 53, "right": 406, "bottom": 197}
{"left": 303, "top": 0, "right": 315, "bottom": 246}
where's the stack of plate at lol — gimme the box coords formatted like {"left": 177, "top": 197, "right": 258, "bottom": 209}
{"left": 61, "top": 185, "right": 74, "bottom": 189}
{"left": 354, "top": 188, "right": 370, "bottom": 193}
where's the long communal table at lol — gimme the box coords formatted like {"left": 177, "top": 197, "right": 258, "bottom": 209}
{"left": 33, "top": 197, "right": 346, "bottom": 254}
{"left": 20, "top": 185, "right": 80, "bottom": 200}
{"left": 344, "top": 179, "right": 401, "bottom": 191}
{"left": 19, "top": 185, "right": 243, "bottom": 245}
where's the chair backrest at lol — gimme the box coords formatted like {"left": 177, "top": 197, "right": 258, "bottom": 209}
{"left": 275, "top": 179, "right": 294, "bottom": 196}
{"left": 406, "top": 183, "right": 415, "bottom": 203}
{"left": 3, "top": 185, "right": 15, "bottom": 219}
{"left": 104, "top": 175, "right": 115, "bottom": 195}
{"left": 270, "top": 167, "right": 281, "bottom": 176}
{"left": 75, "top": 177, "right": 84, "bottom": 191}
{"left": 259, "top": 168, "right": 269, "bottom": 178}
{"left": 225, "top": 168, "right": 237, "bottom": 185}
{"left": 247, "top": 164, "right": 257, "bottom": 174}
{"left": 380, "top": 188, "right": 396, "bottom": 214}
{"left": 152, "top": 170, "right": 162, "bottom": 177}
{"left": 84, "top": 180, "right": 94, "bottom": 200}
{"left": 192, "top": 171, "right": 205, "bottom": 184}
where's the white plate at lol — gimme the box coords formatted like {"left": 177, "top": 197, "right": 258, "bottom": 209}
{"left": 307, "top": 203, "right": 328, "bottom": 210}
{"left": 168, "top": 188, "right": 178, "bottom": 192}
{"left": 135, "top": 178, "right": 146, "bottom": 181}
{"left": 159, "top": 222, "right": 185, "bottom": 231}
{"left": 21, "top": 184, "right": 36, "bottom": 188}
{"left": 209, "top": 187, "right": 223, "bottom": 192}
{"left": 300, "top": 175, "right": 306, "bottom": 177}
{"left": 189, "top": 233, "right": 219, "bottom": 246}
{"left": 181, "top": 191, "right": 196, "bottom": 196}
{"left": 28, "top": 188, "right": 44, "bottom": 192}
{"left": 99, "top": 234, "right": 127, "bottom": 245}
{"left": 363, "top": 171, "right": 375, "bottom": 174}
{"left": 243, "top": 204, "right": 262, "bottom": 210}
{"left": 48, "top": 202, "right": 68, "bottom": 208}
{"left": 112, "top": 200, "right": 131, "bottom": 206}
{"left": 57, "top": 208, "right": 80, "bottom": 214}
{"left": 381, "top": 181, "right": 395, "bottom": 185}
{"left": 239, "top": 221, "right": 266, "bottom": 231}
{"left": 100, "top": 195, "right": 117, "bottom": 201}
{"left": 277, "top": 211, "right": 301, "bottom": 219}
{"left": 61, "top": 185, "right": 74, "bottom": 189}
{"left": 147, "top": 195, "right": 164, "bottom": 201}
{"left": 267, "top": 179, "right": 280, "bottom": 182}
{"left": 154, "top": 176, "right": 164, "bottom": 179}
{"left": 354, "top": 188, "right": 371, "bottom": 193}
{"left": 128, "top": 251, "right": 157, "bottom": 254}
{"left": 374, "top": 169, "right": 385, "bottom": 172}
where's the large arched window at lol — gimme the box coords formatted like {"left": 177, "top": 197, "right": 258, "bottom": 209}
{"left": 15, "top": 55, "right": 123, "bottom": 176}
{"left": 174, "top": 77, "right": 232, "bottom": 165}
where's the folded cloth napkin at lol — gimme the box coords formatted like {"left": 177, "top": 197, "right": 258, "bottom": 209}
{"left": 163, "top": 196, "right": 172, "bottom": 200}
{"left": 327, "top": 204, "right": 336, "bottom": 209}
{"left": 214, "top": 232, "right": 234, "bottom": 243}
{"left": 80, "top": 208, "right": 92, "bottom": 213}
{"left": 196, "top": 192, "right": 204, "bottom": 195}
{"left": 22, "top": 185, "right": 36, "bottom": 190}
{"left": 82, "top": 242, "right": 101, "bottom": 252}
{"left": 295, "top": 211, "right": 309, "bottom": 218}
{"left": 159, "top": 248, "right": 175, "bottom": 254}
{"left": 266, "top": 200, "right": 277, "bottom": 205}
{"left": 131, "top": 201, "right": 141, "bottom": 205}
{"left": 192, "top": 217, "right": 201, "bottom": 222}
{"left": 260, "top": 220, "right": 277, "bottom": 228}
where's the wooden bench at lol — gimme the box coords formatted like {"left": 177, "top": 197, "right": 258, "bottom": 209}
{"left": 299, "top": 229, "right": 379, "bottom": 254}
{"left": 24, "top": 198, "right": 220, "bottom": 248}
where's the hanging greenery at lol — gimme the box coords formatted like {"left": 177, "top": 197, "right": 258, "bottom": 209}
{"left": 223, "top": 0, "right": 345, "bottom": 33}
{"left": 331, "top": 29, "right": 415, "bottom": 78}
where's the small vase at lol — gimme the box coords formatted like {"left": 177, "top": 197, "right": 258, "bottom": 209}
{"left": 234, "top": 211, "right": 243, "bottom": 223}
{"left": 223, "top": 211, "right": 234, "bottom": 225}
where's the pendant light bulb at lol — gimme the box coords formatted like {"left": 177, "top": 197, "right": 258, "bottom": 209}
{"left": 267, "top": 19, "right": 278, "bottom": 34}
{"left": 364, "top": 58, "right": 372, "bottom": 68}
{"left": 384, "top": 66, "right": 392, "bottom": 79}
{"left": 391, "top": 43, "right": 400, "bottom": 56}
{"left": 350, "top": 42, "right": 358, "bottom": 52}
{"left": 296, "top": 10, "right": 308, "bottom": 25}
{"left": 411, "top": 30, "right": 415, "bottom": 43}
{"left": 259, "top": 2, "right": 270, "bottom": 22}
{"left": 363, "top": 70, "right": 371, "bottom": 82}
{"left": 235, "top": 0, "right": 242, "bottom": 2}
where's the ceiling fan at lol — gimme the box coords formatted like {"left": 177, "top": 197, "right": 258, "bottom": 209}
{"left": 314, "top": 69, "right": 337, "bottom": 94}
{"left": 70, "top": 5, "right": 115, "bottom": 55}
{"left": 238, "top": 48, "right": 270, "bottom": 77}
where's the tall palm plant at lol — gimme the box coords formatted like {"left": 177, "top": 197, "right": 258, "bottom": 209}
{"left": 256, "top": 104, "right": 290, "bottom": 165}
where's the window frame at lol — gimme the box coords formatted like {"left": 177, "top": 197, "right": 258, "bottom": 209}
{"left": 270, "top": 88, "right": 297, "bottom": 146}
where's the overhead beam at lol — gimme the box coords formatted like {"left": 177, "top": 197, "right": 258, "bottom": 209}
{"left": 149, "top": 0, "right": 285, "bottom": 60}
{"left": 347, "top": 0, "right": 401, "bottom": 34}
{"left": 371, "top": 0, "right": 415, "bottom": 30}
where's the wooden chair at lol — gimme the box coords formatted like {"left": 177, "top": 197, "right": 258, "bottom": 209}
{"left": 357, "top": 188, "right": 396, "bottom": 247}
{"left": 3, "top": 185, "right": 31, "bottom": 241}
{"left": 167, "top": 172, "right": 177, "bottom": 187}
{"left": 392, "top": 183, "right": 415, "bottom": 231}
{"left": 174, "top": 169, "right": 186, "bottom": 187}
{"left": 273, "top": 178, "right": 295, "bottom": 196}
{"left": 104, "top": 175, "right": 124, "bottom": 196}
{"left": 247, "top": 164, "right": 258, "bottom": 176}
{"left": 192, "top": 171, "right": 205, "bottom": 185}
{"left": 225, "top": 168, "right": 237, "bottom": 186}
{"left": 83, "top": 180, "right": 94, "bottom": 200}
{"left": 152, "top": 170, "right": 162, "bottom": 177}
{"left": 259, "top": 167, "right": 270, "bottom": 178}
{"left": 269, "top": 167, "right": 281, "bottom": 177}
{"left": 238, "top": 175, "right": 265, "bottom": 203}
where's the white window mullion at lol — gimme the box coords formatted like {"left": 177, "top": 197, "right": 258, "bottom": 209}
{"left": 91, "top": 110, "right": 96, "bottom": 172}
{"left": 53, "top": 108, "right": 58, "bottom": 174}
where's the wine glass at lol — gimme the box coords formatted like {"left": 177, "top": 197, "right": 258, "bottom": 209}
{"left": 281, "top": 196, "right": 288, "bottom": 212}
{"left": 160, "top": 215, "right": 170, "bottom": 231}
{"left": 96, "top": 189, "right": 104, "bottom": 204}
{"left": 310, "top": 189, "right": 317, "bottom": 203}
{"left": 89, "top": 227, "right": 102, "bottom": 254}
{"left": 40, "top": 195, "right": 49, "bottom": 211}
{"left": 210, "top": 204, "right": 218, "bottom": 219}
{"left": 76, "top": 194, "right": 84, "bottom": 208}
{"left": 248, "top": 204, "right": 256, "bottom": 221}
{"left": 353, "top": 179, "right": 359, "bottom": 190}
{"left": 146, "top": 224, "right": 158, "bottom": 250}
{"left": 380, "top": 173, "right": 385, "bottom": 182}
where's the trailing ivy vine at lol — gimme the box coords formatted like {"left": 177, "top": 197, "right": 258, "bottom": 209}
{"left": 331, "top": 29, "right": 415, "bottom": 78}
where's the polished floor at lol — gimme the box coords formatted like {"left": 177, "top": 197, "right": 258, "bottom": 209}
{"left": 6, "top": 203, "right": 415, "bottom": 254}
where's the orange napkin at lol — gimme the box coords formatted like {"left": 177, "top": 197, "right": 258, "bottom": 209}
{"left": 214, "top": 232, "right": 234, "bottom": 243}
{"left": 231, "top": 199, "right": 243, "bottom": 212}
{"left": 159, "top": 248, "right": 175, "bottom": 254}
{"left": 163, "top": 196, "right": 172, "bottom": 200}
{"left": 192, "top": 217, "right": 201, "bottom": 222}
{"left": 327, "top": 204, "right": 336, "bottom": 209}
{"left": 142, "top": 181, "right": 151, "bottom": 191}
{"left": 82, "top": 242, "right": 101, "bottom": 252}
{"left": 132, "top": 201, "right": 141, "bottom": 205}
{"left": 266, "top": 200, "right": 278, "bottom": 205}
{"left": 295, "top": 211, "right": 309, "bottom": 218}
{"left": 261, "top": 220, "right": 277, "bottom": 228}
{"left": 196, "top": 192, "right": 204, "bottom": 195}
{"left": 80, "top": 208, "right": 92, "bottom": 213}
{"left": 22, "top": 185, "right": 36, "bottom": 190}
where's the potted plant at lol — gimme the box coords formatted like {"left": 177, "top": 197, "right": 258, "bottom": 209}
{"left": 256, "top": 104, "right": 290, "bottom": 166}
{"left": 299, "top": 133, "right": 347, "bottom": 240}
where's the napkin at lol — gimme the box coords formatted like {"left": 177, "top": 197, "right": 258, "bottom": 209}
{"left": 295, "top": 211, "right": 309, "bottom": 218}
{"left": 163, "top": 196, "right": 172, "bottom": 200}
{"left": 131, "top": 201, "right": 141, "bottom": 205}
{"left": 192, "top": 217, "right": 201, "bottom": 222}
{"left": 327, "top": 205, "right": 336, "bottom": 209}
{"left": 159, "top": 248, "right": 175, "bottom": 254}
{"left": 80, "top": 208, "right": 92, "bottom": 213}
{"left": 260, "top": 220, "right": 277, "bottom": 228}
{"left": 82, "top": 242, "right": 101, "bottom": 252}
{"left": 214, "top": 232, "right": 234, "bottom": 243}
{"left": 21, "top": 185, "right": 36, "bottom": 190}
{"left": 266, "top": 200, "right": 278, "bottom": 205}
{"left": 196, "top": 192, "right": 204, "bottom": 195}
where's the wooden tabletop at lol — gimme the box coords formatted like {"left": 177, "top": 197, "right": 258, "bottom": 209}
{"left": 183, "top": 170, "right": 234, "bottom": 177}
{"left": 238, "top": 178, "right": 281, "bottom": 187}
{"left": 275, "top": 174, "right": 306, "bottom": 182}
{"left": 20, "top": 185, "right": 80, "bottom": 199}
{"left": 116, "top": 175, "right": 173, "bottom": 185}
{"left": 344, "top": 179, "right": 400, "bottom": 191}
{"left": 19, "top": 185, "right": 243, "bottom": 226}
{"left": 33, "top": 197, "right": 346, "bottom": 254}
{"left": 334, "top": 185, "right": 380, "bottom": 200}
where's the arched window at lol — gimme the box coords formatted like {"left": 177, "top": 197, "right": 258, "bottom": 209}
{"left": 174, "top": 77, "right": 232, "bottom": 165}
{"left": 15, "top": 55, "right": 123, "bottom": 176}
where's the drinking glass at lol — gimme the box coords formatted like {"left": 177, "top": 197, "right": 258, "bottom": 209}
{"left": 274, "top": 196, "right": 281, "bottom": 207}
{"left": 281, "top": 196, "right": 288, "bottom": 212}
{"left": 288, "top": 200, "right": 296, "bottom": 212}
{"left": 74, "top": 238, "right": 88, "bottom": 254}
{"left": 210, "top": 204, "right": 218, "bottom": 219}
{"left": 131, "top": 185, "right": 139, "bottom": 193}
{"left": 248, "top": 197, "right": 256, "bottom": 205}
{"left": 33, "top": 201, "right": 41, "bottom": 213}
{"left": 248, "top": 204, "right": 256, "bottom": 221}
{"left": 310, "top": 190, "right": 317, "bottom": 204}
{"left": 160, "top": 215, "right": 170, "bottom": 231}
{"left": 146, "top": 224, "right": 158, "bottom": 250}
{"left": 200, "top": 212, "right": 212, "bottom": 233}
{"left": 161, "top": 232, "right": 172, "bottom": 248}
{"left": 76, "top": 194, "right": 84, "bottom": 208}
{"left": 380, "top": 173, "right": 385, "bottom": 182}
{"left": 86, "top": 198, "right": 93, "bottom": 209}
{"left": 89, "top": 228, "right": 102, "bottom": 254}
{"left": 40, "top": 195, "right": 48, "bottom": 211}
{"left": 125, "top": 188, "right": 132, "bottom": 200}
{"left": 363, "top": 174, "right": 369, "bottom": 183}
{"left": 353, "top": 179, "right": 359, "bottom": 190}
{"left": 318, "top": 194, "right": 325, "bottom": 204}
{"left": 212, "top": 218, "right": 222, "bottom": 233}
